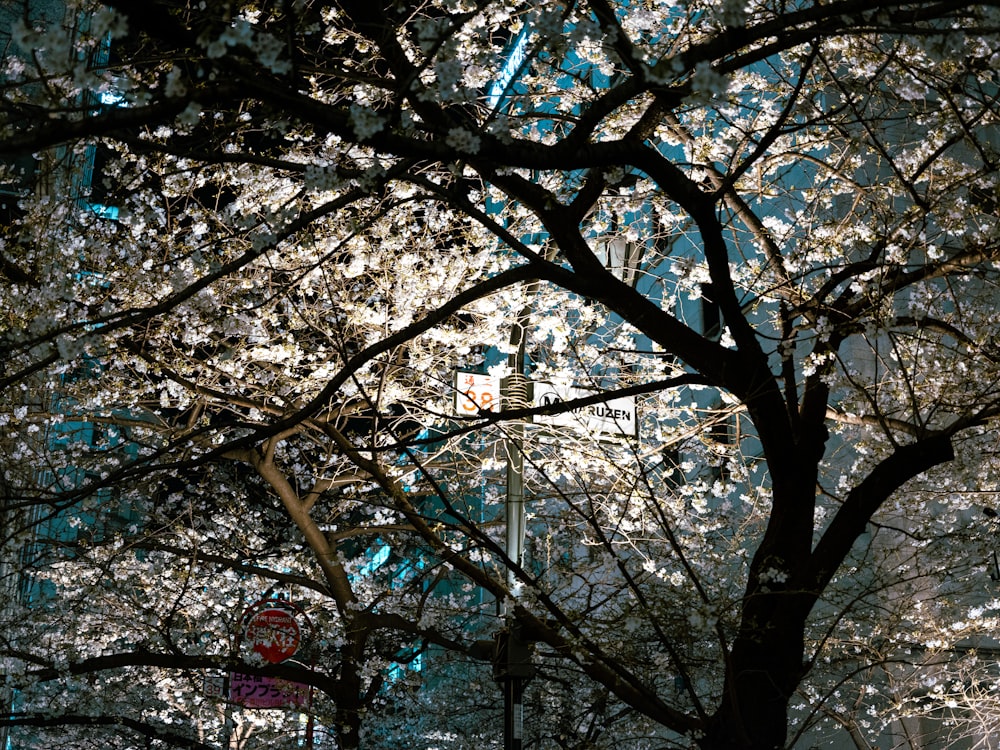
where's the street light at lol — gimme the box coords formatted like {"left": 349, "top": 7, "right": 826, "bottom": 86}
{"left": 497, "top": 323, "right": 533, "bottom": 750}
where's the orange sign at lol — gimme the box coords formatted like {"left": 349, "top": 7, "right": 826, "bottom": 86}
{"left": 455, "top": 371, "right": 500, "bottom": 414}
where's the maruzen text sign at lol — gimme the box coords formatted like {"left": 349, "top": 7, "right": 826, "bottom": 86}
{"left": 533, "top": 384, "right": 637, "bottom": 437}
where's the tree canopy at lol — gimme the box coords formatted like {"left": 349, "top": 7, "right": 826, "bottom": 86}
{"left": 3, "top": 0, "right": 1000, "bottom": 748}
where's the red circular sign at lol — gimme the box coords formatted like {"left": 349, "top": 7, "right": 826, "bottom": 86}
{"left": 244, "top": 607, "right": 301, "bottom": 663}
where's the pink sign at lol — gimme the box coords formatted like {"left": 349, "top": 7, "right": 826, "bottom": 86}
{"left": 229, "top": 672, "right": 310, "bottom": 708}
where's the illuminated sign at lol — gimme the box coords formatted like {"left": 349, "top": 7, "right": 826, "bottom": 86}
{"left": 487, "top": 27, "right": 531, "bottom": 109}
{"left": 533, "top": 384, "right": 637, "bottom": 437}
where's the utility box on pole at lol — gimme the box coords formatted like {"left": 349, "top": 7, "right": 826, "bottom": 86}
{"left": 492, "top": 624, "right": 536, "bottom": 681}
{"left": 493, "top": 623, "right": 535, "bottom": 750}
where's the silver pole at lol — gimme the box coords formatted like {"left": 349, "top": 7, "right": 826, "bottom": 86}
{"left": 501, "top": 324, "right": 529, "bottom": 750}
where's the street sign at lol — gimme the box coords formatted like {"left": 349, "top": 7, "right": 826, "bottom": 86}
{"left": 244, "top": 607, "right": 301, "bottom": 664}
{"left": 533, "top": 384, "right": 637, "bottom": 437}
{"left": 203, "top": 673, "right": 226, "bottom": 698}
{"left": 454, "top": 371, "right": 500, "bottom": 414}
{"left": 230, "top": 598, "right": 314, "bottom": 710}
{"left": 229, "top": 672, "right": 310, "bottom": 709}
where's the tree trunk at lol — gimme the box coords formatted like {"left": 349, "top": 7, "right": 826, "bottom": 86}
{"left": 701, "top": 611, "right": 807, "bottom": 750}
{"left": 333, "top": 662, "right": 365, "bottom": 750}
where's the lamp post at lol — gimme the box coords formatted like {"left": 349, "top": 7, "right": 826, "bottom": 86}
{"left": 497, "top": 322, "right": 533, "bottom": 750}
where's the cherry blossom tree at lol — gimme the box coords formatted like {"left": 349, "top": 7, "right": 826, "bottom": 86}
{"left": 3, "top": 0, "right": 1000, "bottom": 748}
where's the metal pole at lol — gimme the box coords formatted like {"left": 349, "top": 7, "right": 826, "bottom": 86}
{"left": 501, "top": 324, "right": 529, "bottom": 750}
{"left": 504, "top": 405, "right": 525, "bottom": 591}
{"left": 222, "top": 678, "right": 234, "bottom": 748}
{"left": 504, "top": 321, "right": 528, "bottom": 590}
{"left": 503, "top": 674, "right": 525, "bottom": 750}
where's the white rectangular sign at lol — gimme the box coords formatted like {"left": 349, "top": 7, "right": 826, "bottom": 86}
{"left": 533, "top": 383, "right": 637, "bottom": 437}
{"left": 454, "top": 371, "right": 500, "bottom": 414}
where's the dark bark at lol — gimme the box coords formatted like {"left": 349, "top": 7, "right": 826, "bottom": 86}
{"left": 332, "top": 657, "right": 366, "bottom": 750}
{"left": 697, "top": 435, "right": 956, "bottom": 749}
{"left": 703, "top": 613, "right": 807, "bottom": 750}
